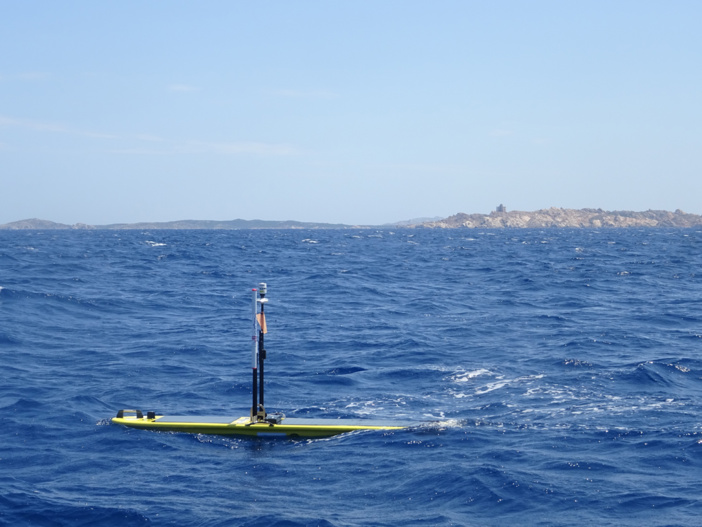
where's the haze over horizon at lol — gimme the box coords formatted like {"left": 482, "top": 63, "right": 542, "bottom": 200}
{"left": 2, "top": 1, "right": 701, "bottom": 226}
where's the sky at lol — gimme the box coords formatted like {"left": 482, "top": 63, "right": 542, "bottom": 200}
{"left": 1, "top": 1, "right": 701, "bottom": 225}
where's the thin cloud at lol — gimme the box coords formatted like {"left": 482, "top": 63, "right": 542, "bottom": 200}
{"left": 0, "top": 115, "right": 67, "bottom": 133}
{"left": 195, "top": 141, "right": 297, "bottom": 155}
{"left": 0, "top": 114, "right": 296, "bottom": 156}
{"left": 135, "top": 134, "right": 165, "bottom": 142}
{"left": 0, "top": 114, "right": 117, "bottom": 139}
{"left": 111, "top": 140, "right": 298, "bottom": 156}
{"left": 109, "top": 147, "right": 174, "bottom": 155}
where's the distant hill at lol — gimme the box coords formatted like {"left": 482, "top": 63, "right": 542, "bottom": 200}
{"left": 0, "top": 218, "right": 92, "bottom": 230}
{"left": 3, "top": 209, "right": 702, "bottom": 230}
{"left": 388, "top": 216, "right": 444, "bottom": 227}
{"left": 0, "top": 218, "right": 364, "bottom": 230}
{"left": 97, "top": 219, "right": 357, "bottom": 229}
{"left": 420, "top": 208, "right": 702, "bottom": 229}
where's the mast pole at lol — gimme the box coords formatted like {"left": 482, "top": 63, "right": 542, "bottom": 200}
{"left": 258, "top": 282, "right": 267, "bottom": 419}
{"left": 251, "top": 288, "right": 258, "bottom": 421}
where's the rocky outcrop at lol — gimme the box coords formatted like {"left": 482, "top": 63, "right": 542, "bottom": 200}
{"left": 421, "top": 208, "right": 702, "bottom": 229}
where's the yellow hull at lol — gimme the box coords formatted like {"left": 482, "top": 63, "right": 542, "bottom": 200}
{"left": 112, "top": 411, "right": 408, "bottom": 438}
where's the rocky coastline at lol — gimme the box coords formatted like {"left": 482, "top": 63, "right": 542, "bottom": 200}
{"left": 2, "top": 208, "right": 702, "bottom": 230}
{"left": 419, "top": 207, "right": 702, "bottom": 229}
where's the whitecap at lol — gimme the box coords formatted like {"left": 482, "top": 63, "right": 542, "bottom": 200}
{"left": 422, "top": 419, "right": 462, "bottom": 429}
{"left": 422, "top": 412, "right": 446, "bottom": 420}
{"left": 475, "top": 380, "right": 509, "bottom": 394}
{"left": 452, "top": 368, "right": 491, "bottom": 382}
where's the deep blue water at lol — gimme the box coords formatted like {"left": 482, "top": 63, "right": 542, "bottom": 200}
{"left": 2, "top": 228, "right": 702, "bottom": 526}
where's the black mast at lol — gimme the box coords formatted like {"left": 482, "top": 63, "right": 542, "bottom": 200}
{"left": 250, "top": 283, "right": 268, "bottom": 422}
{"left": 258, "top": 283, "right": 267, "bottom": 416}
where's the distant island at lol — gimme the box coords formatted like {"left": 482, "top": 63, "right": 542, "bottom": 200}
{"left": 0, "top": 218, "right": 361, "bottom": 230}
{"left": 419, "top": 207, "right": 702, "bottom": 229}
{"left": 1, "top": 208, "right": 701, "bottom": 230}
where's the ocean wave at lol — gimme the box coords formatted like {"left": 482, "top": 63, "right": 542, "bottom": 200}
{"left": 3, "top": 228, "right": 702, "bottom": 525}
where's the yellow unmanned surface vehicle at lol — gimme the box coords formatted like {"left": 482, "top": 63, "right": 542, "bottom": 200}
{"left": 113, "top": 284, "right": 411, "bottom": 438}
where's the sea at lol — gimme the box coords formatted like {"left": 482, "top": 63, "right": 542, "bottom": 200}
{"left": 2, "top": 227, "right": 702, "bottom": 526}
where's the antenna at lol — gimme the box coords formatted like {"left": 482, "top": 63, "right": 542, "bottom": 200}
{"left": 250, "top": 283, "right": 268, "bottom": 422}
{"left": 251, "top": 287, "right": 258, "bottom": 420}
{"left": 257, "top": 283, "right": 267, "bottom": 421}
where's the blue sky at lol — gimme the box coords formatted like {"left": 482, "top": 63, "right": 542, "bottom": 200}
{"left": 1, "top": 1, "right": 700, "bottom": 225}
